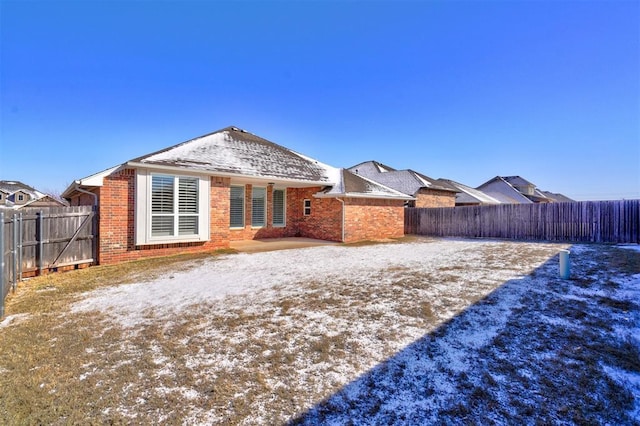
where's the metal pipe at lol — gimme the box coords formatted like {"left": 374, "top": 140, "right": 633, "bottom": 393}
{"left": 559, "top": 250, "right": 570, "bottom": 279}
{"left": 73, "top": 182, "right": 98, "bottom": 207}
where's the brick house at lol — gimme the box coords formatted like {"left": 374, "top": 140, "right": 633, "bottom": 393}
{"left": 348, "top": 161, "right": 458, "bottom": 208}
{"left": 62, "top": 126, "right": 413, "bottom": 265}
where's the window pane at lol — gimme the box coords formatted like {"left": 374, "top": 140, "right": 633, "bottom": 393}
{"left": 273, "top": 189, "right": 285, "bottom": 226}
{"left": 230, "top": 186, "right": 245, "bottom": 227}
{"left": 252, "top": 187, "right": 266, "bottom": 227}
{"left": 151, "top": 216, "right": 174, "bottom": 236}
{"left": 179, "top": 216, "right": 198, "bottom": 235}
{"left": 178, "top": 177, "right": 198, "bottom": 213}
{"left": 152, "top": 176, "right": 174, "bottom": 214}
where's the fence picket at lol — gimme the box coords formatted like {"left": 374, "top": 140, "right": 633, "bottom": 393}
{"left": 405, "top": 200, "right": 640, "bottom": 244}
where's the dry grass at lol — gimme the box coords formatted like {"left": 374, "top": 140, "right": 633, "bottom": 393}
{"left": 0, "top": 240, "right": 638, "bottom": 424}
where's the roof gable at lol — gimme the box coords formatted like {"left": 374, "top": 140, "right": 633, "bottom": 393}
{"left": 437, "top": 179, "right": 501, "bottom": 205}
{"left": 348, "top": 162, "right": 456, "bottom": 196}
{"left": 317, "top": 169, "right": 413, "bottom": 200}
{"left": 130, "top": 126, "right": 335, "bottom": 183}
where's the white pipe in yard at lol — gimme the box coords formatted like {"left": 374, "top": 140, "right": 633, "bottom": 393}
{"left": 559, "top": 250, "right": 570, "bottom": 279}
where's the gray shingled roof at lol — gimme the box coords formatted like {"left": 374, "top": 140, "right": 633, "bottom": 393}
{"left": 436, "top": 178, "right": 501, "bottom": 205}
{"left": 348, "top": 161, "right": 457, "bottom": 196}
{"left": 317, "top": 169, "right": 414, "bottom": 200}
{"left": 129, "top": 126, "right": 336, "bottom": 183}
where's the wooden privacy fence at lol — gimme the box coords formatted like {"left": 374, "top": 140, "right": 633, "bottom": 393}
{"left": 405, "top": 200, "right": 640, "bottom": 244}
{"left": 1, "top": 206, "right": 97, "bottom": 317}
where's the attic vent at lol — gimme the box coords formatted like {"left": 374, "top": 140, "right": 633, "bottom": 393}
{"left": 231, "top": 127, "right": 239, "bottom": 131}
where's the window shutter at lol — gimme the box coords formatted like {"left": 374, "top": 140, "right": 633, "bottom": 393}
{"left": 252, "top": 187, "right": 266, "bottom": 227}
{"left": 230, "top": 186, "right": 245, "bottom": 227}
{"left": 178, "top": 178, "right": 198, "bottom": 213}
{"left": 152, "top": 176, "right": 174, "bottom": 214}
{"left": 272, "top": 189, "right": 285, "bottom": 226}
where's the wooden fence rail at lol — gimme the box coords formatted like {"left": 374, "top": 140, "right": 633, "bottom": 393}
{"left": 405, "top": 200, "right": 640, "bottom": 244}
{"left": 1, "top": 206, "right": 97, "bottom": 317}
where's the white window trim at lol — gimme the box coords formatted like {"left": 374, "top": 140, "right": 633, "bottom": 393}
{"left": 230, "top": 185, "right": 245, "bottom": 229}
{"left": 135, "top": 169, "right": 210, "bottom": 245}
{"left": 303, "top": 198, "right": 311, "bottom": 216}
{"left": 272, "top": 188, "right": 286, "bottom": 227}
{"left": 251, "top": 186, "right": 267, "bottom": 228}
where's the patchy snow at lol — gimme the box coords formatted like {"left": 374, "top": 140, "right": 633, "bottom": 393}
{"left": 619, "top": 244, "right": 640, "bottom": 252}
{"left": 72, "top": 240, "right": 537, "bottom": 328}
{"left": 0, "top": 313, "right": 31, "bottom": 329}
{"left": 61, "top": 239, "right": 640, "bottom": 423}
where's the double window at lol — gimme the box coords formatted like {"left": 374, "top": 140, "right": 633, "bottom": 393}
{"left": 151, "top": 175, "right": 199, "bottom": 237}
{"left": 136, "top": 171, "right": 209, "bottom": 245}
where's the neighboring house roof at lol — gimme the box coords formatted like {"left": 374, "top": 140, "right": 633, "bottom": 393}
{"left": 541, "top": 191, "right": 575, "bottom": 203}
{"left": 476, "top": 176, "right": 535, "bottom": 204}
{"left": 63, "top": 127, "right": 411, "bottom": 201}
{"left": 316, "top": 169, "right": 414, "bottom": 200}
{"left": 0, "top": 180, "right": 66, "bottom": 209}
{"left": 436, "top": 178, "right": 502, "bottom": 205}
{"left": 348, "top": 161, "right": 457, "bottom": 196}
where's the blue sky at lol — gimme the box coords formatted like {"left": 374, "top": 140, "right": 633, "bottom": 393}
{"left": 1, "top": 0, "right": 638, "bottom": 200}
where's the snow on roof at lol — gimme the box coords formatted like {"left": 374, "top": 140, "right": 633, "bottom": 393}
{"left": 348, "top": 162, "right": 456, "bottom": 196}
{"left": 437, "top": 179, "right": 502, "bottom": 205}
{"left": 130, "top": 126, "right": 336, "bottom": 184}
{"left": 316, "top": 169, "right": 414, "bottom": 200}
{"left": 0, "top": 180, "right": 44, "bottom": 198}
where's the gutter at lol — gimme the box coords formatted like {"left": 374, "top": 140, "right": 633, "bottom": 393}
{"left": 73, "top": 182, "right": 98, "bottom": 207}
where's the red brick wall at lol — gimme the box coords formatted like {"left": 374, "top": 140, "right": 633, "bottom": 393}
{"left": 290, "top": 188, "right": 343, "bottom": 242}
{"left": 97, "top": 170, "right": 228, "bottom": 265}
{"left": 414, "top": 189, "right": 456, "bottom": 208}
{"left": 343, "top": 198, "right": 405, "bottom": 242}
{"left": 85, "top": 170, "right": 407, "bottom": 264}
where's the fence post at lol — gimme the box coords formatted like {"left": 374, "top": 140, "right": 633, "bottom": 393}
{"left": 1, "top": 211, "right": 5, "bottom": 318}
{"left": 12, "top": 214, "right": 18, "bottom": 292}
{"left": 37, "top": 210, "right": 44, "bottom": 275}
{"left": 17, "top": 213, "right": 23, "bottom": 282}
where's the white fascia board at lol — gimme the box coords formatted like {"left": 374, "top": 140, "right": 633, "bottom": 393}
{"left": 126, "top": 161, "right": 333, "bottom": 188}
{"left": 314, "top": 192, "right": 415, "bottom": 201}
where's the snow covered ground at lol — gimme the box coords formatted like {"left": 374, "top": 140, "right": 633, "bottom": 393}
{"left": 54, "top": 239, "right": 640, "bottom": 423}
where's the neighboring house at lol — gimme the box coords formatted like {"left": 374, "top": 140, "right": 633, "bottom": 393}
{"left": 436, "top": 178, "right": 502, "bottom": 206}
{"left": 0, "top": 180, "right": 67, "bottom": 210}
{"left": 476, "top": 176, "right": 556, "bottom": 204}
{"left": 348, "top": 161, "right": 458, "bottom": 208}
{"left": 62, "top": 126, "right": 413, "bottom": 265}
{"left": 541, "top": 191, "right": 575, "bottom": 203}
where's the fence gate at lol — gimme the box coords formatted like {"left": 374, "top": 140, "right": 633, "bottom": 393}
{"left": 1, "top": 206, "right": 97, "bottom": 317}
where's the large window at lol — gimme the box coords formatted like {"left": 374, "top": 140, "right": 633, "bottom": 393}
{"left": 135, "top": 171, "right": 209, "bottom": 245}
{"left": 230, "top": 186, "right": 245, "bottom": 228}
{"left": 252, "top": 187, "right": 266, "bottom": 227}
{"left": 151, "top": 175, "right": 199, "bottom": 237}
{"left": 272, "top": 189, "right": 285, "bottom": 226}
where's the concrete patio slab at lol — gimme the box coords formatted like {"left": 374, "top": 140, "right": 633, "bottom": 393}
{"left": 229, "top": 237, "right": 340, "bottom": 253}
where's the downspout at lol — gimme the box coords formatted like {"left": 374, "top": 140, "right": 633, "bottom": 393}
{"left": 73, "top": 182, "right": 98, "bottom": 207}
{"left": 337, "top": 197, "right": 345, "bottom": 242}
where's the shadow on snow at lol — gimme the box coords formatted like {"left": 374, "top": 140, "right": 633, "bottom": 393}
{"left": 289, "top": 246, "right": 640, "bottom": 425}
